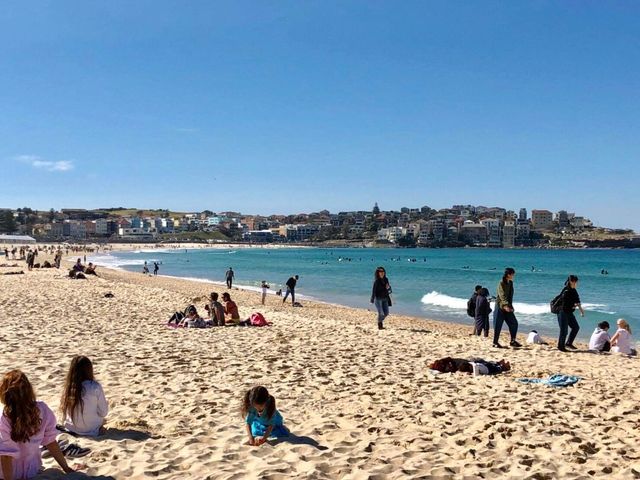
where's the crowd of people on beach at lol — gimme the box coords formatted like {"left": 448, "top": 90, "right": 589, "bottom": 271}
{"left": 456, "top": 268, "right": 635, "bottom": 355}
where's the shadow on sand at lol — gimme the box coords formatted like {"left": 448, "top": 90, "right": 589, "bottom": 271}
{"left": 268, "top": 433, "right": 329, "bottom": 451}
{"left": 40, "top": 469, "right": 116, "bottom": 479}
{"left": 96, "top": 427, "right": 155, "bottom": 442}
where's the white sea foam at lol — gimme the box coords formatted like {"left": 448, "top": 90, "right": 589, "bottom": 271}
{"left": 420, "top": 291, "right": 611, "bottom": 316}
{"left": 89, "top": 254, "right": 157, "bottom": 269}
{"left": 133, "top": 248, "right": 174, "bottom": 254}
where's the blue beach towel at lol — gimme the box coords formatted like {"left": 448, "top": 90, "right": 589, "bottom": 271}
{"left": 517, "top": 374, "right": 581, "bottom": 387}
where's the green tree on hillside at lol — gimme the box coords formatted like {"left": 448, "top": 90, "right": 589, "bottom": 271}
{"left": 0, "top": 211, "right": 17, "bottom": 233}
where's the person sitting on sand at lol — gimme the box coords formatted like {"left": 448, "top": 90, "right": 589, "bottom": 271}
{"left": 209, "top": 293, "right": 226, "bottom": 327}
{"left": 241, "top": 386, "right": 289, "bottom": 446}
{"left": 0, "top": 370, "right": 83, "bottom": 478}
{"left": 222, "top": 292, "right": 240, "bottom": 324}
{"left": 73, "top": 258, "right": 85, "bottom": 272}
{"left": 610, "top": 319, "right": 635, "bottom": 355}
{"left": 428, "top": 357, "right": 511, "bottom": 375}
{"left": 60, "top": 356, "right": 108, "bottom": 437}
{"left": 588, "top": 321, "right": 611, "bottom": 352}
{"left": 84, "top": 263, "right": 97, "bottom": 276}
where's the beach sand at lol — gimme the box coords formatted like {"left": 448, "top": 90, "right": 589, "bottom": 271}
{"left": 1, "top": 258, "right": 639, "bottom": 479}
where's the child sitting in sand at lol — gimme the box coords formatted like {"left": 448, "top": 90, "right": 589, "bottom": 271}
{"left": 429, "top": 357, "right": 511, "bottom": 375}
{"left": 0, "top": 370, "right": 83, "bottom": 478}
{"left": 241, "top": 386, "right": 289, "bottom": 446}
{"left": 60, "top": 356, "right": 109, "bottom": 437}
{"left": 588, "top": 321, "right": 611, "bottom": 352}
{"left": 610, "top": 319, "right": 635, "bottom": 355}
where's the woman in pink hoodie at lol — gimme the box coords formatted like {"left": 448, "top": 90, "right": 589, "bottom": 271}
{"left": 0, "top": 370, "right": 82, "bottom": 479}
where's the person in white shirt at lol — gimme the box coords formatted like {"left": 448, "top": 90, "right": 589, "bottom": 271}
{"left": 610, "top": 319, "right": 634, "bottom": 355}
{"left": 588, "top": 321, "right": 611, "bottom": 352}
{"left": 60, "top": 356, "right": 109, "bottom": 437}
{"left": 261, "top": 280, "right": 270, "bottom": 305}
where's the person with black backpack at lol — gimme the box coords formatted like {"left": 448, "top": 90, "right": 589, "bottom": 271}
{"left": 475, "top": 287, "right": 492, "bottom": 337}
{"left": 555, "top": 275, "right": 584, "bottom": 352}
{"left": 467, "top": 285, "right": 482, "bottom": 334}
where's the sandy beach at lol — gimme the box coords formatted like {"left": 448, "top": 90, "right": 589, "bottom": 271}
{"left": 1, "top": 254, "right": 639, "bottom": 479}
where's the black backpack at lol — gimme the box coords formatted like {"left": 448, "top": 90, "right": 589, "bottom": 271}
{"left": 550, "top": 288, "right": 566, "bottom": 314}
{"left": 466, "top": 295, "right": 476, "bottom": 317}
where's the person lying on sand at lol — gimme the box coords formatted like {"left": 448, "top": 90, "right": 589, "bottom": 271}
{"left": 178, "top": 306, "right": 207, "bottom": 328}
{"left": 429, "top": 357, "right": 511, "bottom": 375}
{"left": 241, "top": 386, "right": 289, "bottom": 446}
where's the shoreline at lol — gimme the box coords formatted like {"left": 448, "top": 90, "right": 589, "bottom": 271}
{"left": 86, "top": 247, "right": 612, "bottom": 343}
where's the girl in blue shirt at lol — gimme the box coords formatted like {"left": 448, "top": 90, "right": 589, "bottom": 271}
{"left": 241, "top": 386, "right": 289, "bottom": 446}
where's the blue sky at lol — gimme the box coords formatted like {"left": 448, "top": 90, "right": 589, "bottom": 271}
{"left": 1, "top": 1, "right": 638, "bottom": 229}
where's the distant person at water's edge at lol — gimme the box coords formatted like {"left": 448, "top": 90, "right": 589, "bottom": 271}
{"left": 557, "top": 275, "right": 584, "bottom": 352}
{"left": 475, "top": 288, "right": 492, "bottom": 338}
{"left": 493, "top": 268, "right": 521, "bottom": 348}
{"left": 226, "top": 267, "right": 234, "bottom": 289}
{"left": 370, "top": 266, "right": 392, "bottom": 330}
{"left": 282, "top": 275, "right": 298, "bottom": 305}
{"left": 466, "top": 285, "right": 482, "bottom": 335}
{"left": 261, "top": 281, "right": 270, "bottom": 305}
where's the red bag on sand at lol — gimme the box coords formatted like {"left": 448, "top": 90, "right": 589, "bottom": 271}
{"left": 250, "top": 312, "right": 269, "bottom": 327}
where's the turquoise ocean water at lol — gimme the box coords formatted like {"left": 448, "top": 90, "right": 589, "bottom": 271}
{"left": 90, "top": 247, "right": 640, "bottom": 340}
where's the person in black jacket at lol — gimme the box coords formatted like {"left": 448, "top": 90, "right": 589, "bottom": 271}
{"left": 474, "top": 287, "right": 492, "bottom": 337}
{"left": 370, "top": 266, "right": 392, "bottom": 330}
{"left": 282, "top": 275, "right": 299, "bottom": 305}
{"left": 557, "top": 275, "right": 585, "bottom": 351}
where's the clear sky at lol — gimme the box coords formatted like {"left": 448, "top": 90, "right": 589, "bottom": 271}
{"left": 1, "top": 1, "right": 638, "bottom": 230}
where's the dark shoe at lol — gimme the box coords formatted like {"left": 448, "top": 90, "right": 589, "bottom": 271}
{"left": 378, "top": 322, "right": 384, "bottom": 330}
{"left": 558, "top": 347, "right": 568, "bottom": 352}
{"left": 565, "top": 344, "right": 577, "bottom": 350}
{"left": 492, "top": 343, "right": 503, "bottom": 349}
{"left": 510, "top": 340, "right": 522, "bottom": 348}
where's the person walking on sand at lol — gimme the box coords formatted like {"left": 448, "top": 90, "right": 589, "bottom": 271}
{"left": 492, "top": 267, "right": 521, "bottom": 348}
{"left": 556, "top": 275, "right": 584, "bottom": 352}
{"left": 226, "top": 267, "right": 235, "bottom": 289}
{"left": 261, "top": 281, "right": 270, "bottom": 305}
{"left": 467, "top": 285, "right": 482, "bottom": 335}
{"left": 282, "top": 275, "right": 298, "bottom": 305}
{"left": 370, "top": 266, "right": 392, "bottom": 330}
{"left": 475, "top": 287, "right": 492, "bottom": 337}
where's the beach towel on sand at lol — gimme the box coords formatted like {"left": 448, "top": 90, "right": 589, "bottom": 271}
{"left": 517, "top": 374, "right": 581, "bottom": 387}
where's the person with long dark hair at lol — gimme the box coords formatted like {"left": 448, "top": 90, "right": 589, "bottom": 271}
{"left": 557, "top": 275, "right": 584, "bottom": 352}
{"left": 241, "top": 386, "right": 289, "bottom": 446}
{"left": 492, "top": 267, "right": 521, "bottom": 348}
{"left": 0, "top": 370, "right": 81, "bottom": 478}
{"left": 60, "top": 356, "right": 109, "bottom": 436}
{"left": 370, "top": 266, "right": 392, "bottom": 330}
